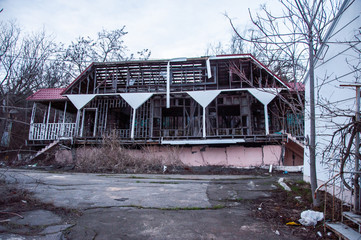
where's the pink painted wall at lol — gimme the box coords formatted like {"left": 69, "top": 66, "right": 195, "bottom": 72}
{"left": 262, "top": 145, "right": 282, "bottom": 165}
{"left": 55, "top": 144, "right": 284, "bottom": 167}
{"left": 146, "top": 145, "right": 282, "bottom": 167}
{"left": 226, "top": 146, "right": 263, "bottom": 167}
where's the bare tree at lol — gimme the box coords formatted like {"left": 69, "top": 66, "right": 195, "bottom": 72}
{"left": 92, "top": 27, "right": 128, "bottom": 62}
{"left": 63, "top": 36, "right": 94, "bottom": 78}
{"left": 228, "top": 0, "right": 347, "bottom": 206}
{"left": 0, "top": 21, "right": 58, "bottom": 149}
{"left": 62, "top": 27, "right": 151, "bottom": 80}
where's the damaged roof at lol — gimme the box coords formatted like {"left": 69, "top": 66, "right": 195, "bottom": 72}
{"left": 27, "top": 88, "right": 67, "bottom": 101}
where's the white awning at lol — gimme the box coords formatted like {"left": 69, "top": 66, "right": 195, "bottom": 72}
{"left": 119, "top": 92, "right": 153, "bottom": 139}
{"left": 187, "top": 90, "right": 221, "bottom": 108}
{"left": 247, "top": 88, "right": 278, "bottom": 135}
{"left": 247, "top": 89, "right": 277, "bottom": 105}
{"left": 119, "top": 92, "right": 153, "bottom": 110}
{"left": 187, "top": 90, "right": 221, "bottom": 138}
{"left": 66, "top": 94, "right": 97, "bottom": 110}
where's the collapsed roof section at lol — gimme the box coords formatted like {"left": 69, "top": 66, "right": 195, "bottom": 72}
{"left": 61, "top": 54, "right": 289, "bottom": 96}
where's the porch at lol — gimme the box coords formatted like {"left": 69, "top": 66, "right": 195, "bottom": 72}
{"left": 27, "top": 90, "right": 301, "bottom": 145}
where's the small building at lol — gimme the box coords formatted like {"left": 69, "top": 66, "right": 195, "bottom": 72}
{"left": 27, "top": 54, "right": 304, "bottom": 167}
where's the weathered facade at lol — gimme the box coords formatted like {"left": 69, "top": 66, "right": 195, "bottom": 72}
{"left": 27, "top": 54, "right": 304, "bottom": 166}
{"left": 303, "top": 0, "right": 360, "bottom": 201}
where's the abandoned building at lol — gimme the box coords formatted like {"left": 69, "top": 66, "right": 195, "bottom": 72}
{"left": 26, "top": 54, "right": 304, "bottom": 167}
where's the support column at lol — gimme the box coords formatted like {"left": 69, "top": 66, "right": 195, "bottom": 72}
{"left": 29, "top": 102, "right": 37, "bottom": 140}
{"left": 30, "top": 102, "right": 37, "bottom": 124}
{"left": 264, "top": 104, "right": 269, "bottom": 135}
{"left": 62, "top": 101, "right": 68, "bottom": 124}
{"left": 131, "top": 108, "right": 136, "bottom": 139}
{"left": 202, "top": 107, "right": 206, "bottom": 138}
{"left": 80, "top": 108, "right": 86, "bottom": 137}
{"left": 75, "top": 109, "right": 81, "bottom": 137}
{"left": 45, "top": 102, "right": 51, "bottom": 140}
{"left": 61, "top": 101, "right": 68, "bottom": 137}
{"left": 166, "top": 61, "right": 171, "bottom": 108}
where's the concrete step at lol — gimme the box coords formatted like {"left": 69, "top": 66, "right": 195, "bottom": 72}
{"left": 325, "top": 222, "right": 361, "bottom": 240}
{"left": 28, "top": 140, "right": 59, "bottom": 162}
{"left": 343, "top": 211, "right": 361, "bottom": 227}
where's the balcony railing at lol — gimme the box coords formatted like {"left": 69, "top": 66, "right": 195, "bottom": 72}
{"left": 29, "top": 123, "right": 76, "bottom": 141}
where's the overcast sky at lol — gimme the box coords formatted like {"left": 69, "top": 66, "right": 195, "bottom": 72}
{"left": 0, "top": 0, "right": 272, "bottom": 59}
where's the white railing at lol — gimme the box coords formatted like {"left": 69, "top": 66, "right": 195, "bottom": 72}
{"left": 104, "top": 129, "right": 130, "bottom": 139}
{"left": 29, "top": 123, "right": 76, "bottom": 140}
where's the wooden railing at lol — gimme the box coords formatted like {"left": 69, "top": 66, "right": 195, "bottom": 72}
{"left": 29, "top": 123, "right": 76, "bottom": 140}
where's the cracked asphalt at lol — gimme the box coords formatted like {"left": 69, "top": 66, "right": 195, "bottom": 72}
{"left": 1, "top": 168, "right": 303, "bottom": 240}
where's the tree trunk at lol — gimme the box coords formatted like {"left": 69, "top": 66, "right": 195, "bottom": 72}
{"left": 308, "top": 28, "right": 320, "bottom": 207}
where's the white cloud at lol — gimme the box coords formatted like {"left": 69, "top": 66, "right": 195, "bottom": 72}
{"left": 1, "top": 0, "right": 270, "bottom": 58}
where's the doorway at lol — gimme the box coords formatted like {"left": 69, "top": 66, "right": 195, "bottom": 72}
{"left": 81, "top": 108, "right": 98, "bottom": 137}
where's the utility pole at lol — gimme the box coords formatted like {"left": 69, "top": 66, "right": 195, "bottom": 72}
{"left": 341, "top": 84, "right": 361, "bottom": 212}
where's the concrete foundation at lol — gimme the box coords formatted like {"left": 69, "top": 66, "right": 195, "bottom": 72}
{"left": 55, "top": 144, "right": 290, "bottom": 167}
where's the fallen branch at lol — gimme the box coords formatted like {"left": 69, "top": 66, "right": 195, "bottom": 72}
{"left": 0, "top": 211, "right": 24, "bottom": 219}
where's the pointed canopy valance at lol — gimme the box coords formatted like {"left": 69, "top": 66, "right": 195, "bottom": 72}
{"left": 187, "top": 90, "right": 221, "bottom": 107}
{"left": 247, "top": 89, "right": 278, "bottom": 105}
{"left": 119, "top": 92, "right": 153, "bottom": 110}
{"left": 66, "top": 94, "right": 97, "bottom": 110}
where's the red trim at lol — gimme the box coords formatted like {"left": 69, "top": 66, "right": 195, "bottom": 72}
{"left": 248, "top": 55, "right": 290, "bottom": 89}
{"left": 216, "top": 53, "right": 252, "bottom": 57}
{"left": 287, "top": 82, "right": 305, "bottom": 91}
{"left": 216, "top": 53, "right": 290, "bottom": 89}
{"left": 27, "top": 88, "right": 67, "bottom": 101}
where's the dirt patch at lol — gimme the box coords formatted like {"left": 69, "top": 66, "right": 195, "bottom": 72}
{"left": 249, "top": 179, "right": 345, "bottom": 239}
{"left": 0, "top": 177, "right": 79, "bottom": 236}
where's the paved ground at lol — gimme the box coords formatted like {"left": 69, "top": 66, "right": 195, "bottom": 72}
{"left": 0, "top": 168, "right": 303, "bottom": 240}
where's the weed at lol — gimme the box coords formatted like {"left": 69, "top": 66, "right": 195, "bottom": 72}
{"left": 74, "top": 133, "right": 186, "bottom": 174}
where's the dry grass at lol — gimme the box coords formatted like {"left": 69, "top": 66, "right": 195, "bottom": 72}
{"left": 74, "top": 135, "right": 185, "bottom": 173}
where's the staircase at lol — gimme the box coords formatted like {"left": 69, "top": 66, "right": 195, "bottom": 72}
{"left": 28, "top": 140, "right": 60, "bottom": 162}
{"left": 325, "top": 211, "right": 361, "bottom": 240}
